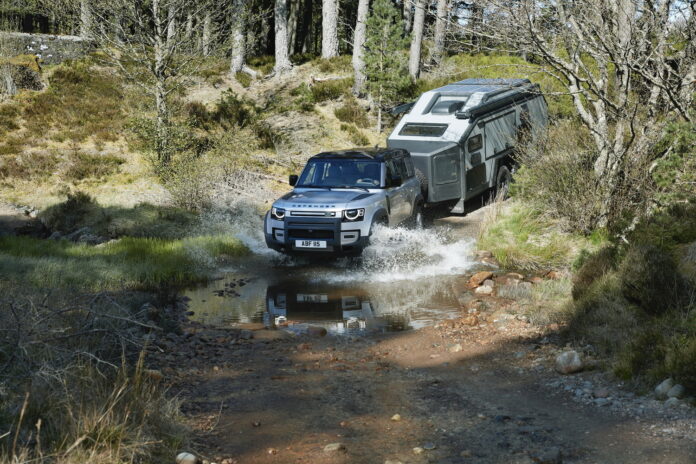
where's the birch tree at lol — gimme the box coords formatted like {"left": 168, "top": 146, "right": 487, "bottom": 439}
{"left": 79, "top": 0, "right": 91, "bottom": 38}
{"left": 430, "top": 0, "right": 448, "bottom": 66}
{"left": 321, "top": 0, "right": 339, "bottom": 58}
{"left": 408, "top": 0, "right": 425, "bottom": 79}
{"left": 352, "top": 0, "right": 370, "bottom": 95}
{"left": 274, "top": 0, "right": 292, "bottom": 73}
{"left": 455, "top": 0, "right": 696, "bottom": 227}
{"left": 89, "top": 0, "right": 208, "bottom": 167}
{"left": 402, "top": 0, "right": 412, "bottom": 33}
{"left": 230, "top": 0, "right": 257, "bottom": 77}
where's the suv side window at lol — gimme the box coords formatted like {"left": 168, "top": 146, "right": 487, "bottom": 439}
{"left": 386, "top": 159, "right": 401, "bottom": 186}
{"left": 403, "top": 157, "right": 415, "bottom": 178}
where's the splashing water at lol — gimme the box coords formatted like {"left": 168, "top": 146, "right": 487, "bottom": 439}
{"left": 323, "top": 225, "right": 476, "bottom": 283}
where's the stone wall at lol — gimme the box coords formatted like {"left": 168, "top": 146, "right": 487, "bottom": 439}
{"left": 1, "top": 32, "right": 94, "bottom": 65}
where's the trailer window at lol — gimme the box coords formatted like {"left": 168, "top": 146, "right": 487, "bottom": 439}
{"left": 434, "top": 153, "right": 459, "bottom": 185}
{"left": 400, "top": 123, "right": 448, "bottom": 137}
{"left": 467, "top": 134, "right": 483, "bottom": 152}
{"left": 429, "top": 95, "right": 469, "bottom": 115}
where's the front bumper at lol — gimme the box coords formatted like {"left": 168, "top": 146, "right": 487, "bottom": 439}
{"left": 264, "top": 213, "right": 370, "bottom": 254}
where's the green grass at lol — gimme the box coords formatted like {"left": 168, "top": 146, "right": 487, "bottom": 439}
{"left": 0, "top": 235, "right": 248, "bottom": 291}
{"left": 477, "top": 202, "right": 601, "bottom": 271}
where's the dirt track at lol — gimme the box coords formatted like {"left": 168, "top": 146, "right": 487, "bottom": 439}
{"left": 149, "top": 206, "right": 696, "bottom": 464}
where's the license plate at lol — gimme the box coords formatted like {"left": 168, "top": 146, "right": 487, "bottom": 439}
{"left": 295, "top": 240, "right": 327, "bottom": 249}
{"left": 297, "top": 294, "right": 329, "bottom": 303}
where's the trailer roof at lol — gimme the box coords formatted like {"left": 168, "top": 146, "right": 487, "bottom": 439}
{"left": 311, "top": 148, "right": 408, "bottom": 160}
{"left": 435, "top": 78, "right": 531, "bottom": 95}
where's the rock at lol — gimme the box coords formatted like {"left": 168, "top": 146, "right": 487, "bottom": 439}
{"left": 176, "top": 452, "right": 200, "bottom": 464}
{"left": 475, "top": 285, "right": 493, "bottom": 295}
{"left": 470, "top": 271, "right": 494, "bottom": 287}
{"left": 483, "top": 278, "right": 495, "bottom": 288}
{"left": 323, "top": 443, "right": 346, "bottom": 453}
{"left": 530, "top": 447, "right": 562, "bottom": 464}
{"left": 476, "top": 250, "right": 493, "bottom": 259}
{"left": 555, "top": 350, "right": 583, "bottom": 374}
{"left": 457, "top": 292, "right": 475, "bottom": 306}
{"left": 422, "top": 442, "right": 436, "bottom": 450}
{"left": 412, "top": 447, "right": 424, "bottom": 455}
{"left": 664, "top": 397, "right": 682, "bottom": 408}
{"left": 64, "top": 226, "right": 91, "bottom": 242}
{"left": 593, "top": 387, "right": 610, "bottom": 399}
{"left": 239, "top": 330, "right": 254, "bottom": 340}
{"left": 48, "top": 231, "right": 62, "bottom": 240}
{"left": 267, "top": 448, "right": 278, "bottom": 455}
{"left": 391, "top": 414, "right": 402, "bottom": 421}
{"left": 594, "top": 398, "right": 610, "bottom": 406}
{"left": 384, "top": 460, "right": 403, "bottom": 464}
{"left": 307, "top": 325, "right": 328, "bottom": 337}
{"left": 448, "top": 343, "right": 463, "bottom": 353}
{"left": 654, "top": 378, "right": 674, "bottom": 399}
{"left": 667, "top": 384, "right": 686, "bottom": 399}
{"left": 545, "top": 270, "right": 562, "bottom": 280}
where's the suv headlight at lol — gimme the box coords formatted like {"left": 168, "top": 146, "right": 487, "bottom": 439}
{"left": 271, "top": 207, "right": 285, "bottom": 220}
{"left": 342, "top": 208, "right": 365, "bottom": 222}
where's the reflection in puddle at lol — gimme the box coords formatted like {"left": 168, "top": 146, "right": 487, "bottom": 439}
{"left": 183, "top": 224, "right": 478, "bottom": 335}
{"left": 184, "top": 273, "right": 465, "bottom": 335}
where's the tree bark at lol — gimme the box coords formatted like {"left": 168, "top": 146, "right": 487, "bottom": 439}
{"left": 153, "top": 0, "right": 170, "bottom": 165}
{"left": 79, "top": 0, "right": 92, "bottom": 39}
{"left": 167, "top": 5, "right": 176, "bottom": 44}
{"left": 230, "top": 0, "right": 247, "bottom": 74}
{"left": 288, "top": 0, "right": 300, "bottom": 55}
{"left": 321, "top": 0, "right": 339, "bottom": 58}
{"left": 352, "top": 0, "right": 369, "bottom": 95}
{"left": 430, "top": 0, "right": 448, "bottom": 66}
{"left": 274, "top": 0, "right": 292, "bottom": 73}
{"left": 403, "top": 0, "right": 413, "bottom": 34}
{"left": 408, "top": 0, "right": 425, "bottom": 79}
{"left": 201, "top": 12, "right": 212, "bottom": 56}
{"left": 185, "top": 13, "right": 193, "bottom": 40}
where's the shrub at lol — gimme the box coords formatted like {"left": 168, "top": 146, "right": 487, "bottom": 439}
{"left": 211, "top": 90, "right": 258, "bottom": 128}
{"left": 512, "top": 121, "right": 605, "bottom": 234}
{"left": 311, "top": 78, "right": 353, "bottom": 102}
{"left": 0, "top": 104, "right": 19, "bottom": 136}
{"left": 335, "top": 96, "right": 370, "bottom": 127}
{"left": 290, "top": 83, "right": 316, "bottom": 112}
{"left": 572, "top": 246, "right": 617, "bottom": 299}
{"left": 235, "top": 71, "right": 252, "bottom": 88}
{"left": 185, "top": 101, "right": 212, "bottom": 129}
{"left": 618, "top": 245, "right": 692, "bottom": 315}
{"left": 340, "top": 123, "right": 369, "bottom": 146}
{"left": 41, "top": 190, "right": 97, "bottom": 233}
{"left": 312, "top": 55, "right": 352, "bottom": 73}
{"left": 64, "top": 152, "right": 125, "bottom": 180}
{"left": 247, "top": 55, "right": 275, "bottom": 76}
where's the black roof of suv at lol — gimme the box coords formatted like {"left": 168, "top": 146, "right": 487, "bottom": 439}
{"left": 311, "top": 148, "right": 409, "bottom": 161}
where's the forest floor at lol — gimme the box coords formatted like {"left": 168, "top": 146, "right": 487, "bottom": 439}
{"left": 145, "top": 206, "right": 696, "bottom": 464}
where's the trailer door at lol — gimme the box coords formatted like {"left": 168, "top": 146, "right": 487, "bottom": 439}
{"left": 464, "top": 127, "right": 487, "bottom": 194}
{"left": 430, "top": 144, "right": 461, "bottom": 202}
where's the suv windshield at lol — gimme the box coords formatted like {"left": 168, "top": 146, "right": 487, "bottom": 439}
{"left": 297, "top": 159, "right": 382, "bottom": 188}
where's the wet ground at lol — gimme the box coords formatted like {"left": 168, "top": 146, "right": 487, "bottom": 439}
{"left": 152, "top": 205, "right": 696, "bottom": 464}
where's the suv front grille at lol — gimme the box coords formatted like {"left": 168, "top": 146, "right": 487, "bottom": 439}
{"left": 288, "top": 229, "right": 334, "bottom": 239}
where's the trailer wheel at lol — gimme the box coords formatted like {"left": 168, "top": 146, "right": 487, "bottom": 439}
{"left": 496, "top": 166, "right": 513, "bottom": 199}
{"left": 415, "top": 169, "right": 428, "bottom": 199}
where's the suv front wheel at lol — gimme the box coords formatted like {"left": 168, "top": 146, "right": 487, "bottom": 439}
{"left": 407, "top": 200, "right": 424, "bottom": 229}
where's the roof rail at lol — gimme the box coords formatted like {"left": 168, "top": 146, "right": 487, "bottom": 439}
{"left": 455, "top": 84, "right": 541, "bottom": 120}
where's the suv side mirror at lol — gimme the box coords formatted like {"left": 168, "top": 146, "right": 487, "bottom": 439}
{"left": 289, "top": 175, "right": 298, "bottom": 186}
{"left": 389, "top": 175, "right": 402, "bottom": 187}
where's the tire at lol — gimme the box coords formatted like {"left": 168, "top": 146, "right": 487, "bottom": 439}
{"left": 415, "top": 169, "right": 428, "bottom": 200}
{"left": 496, "top": 165, "right": 513, "bottom": 199}
{"left": 407, "top": 201, "right": 424, "bottom": 229}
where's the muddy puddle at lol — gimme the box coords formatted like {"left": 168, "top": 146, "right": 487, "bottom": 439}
{"left": 183, "top": 225, "right": 482, "bottom": 335}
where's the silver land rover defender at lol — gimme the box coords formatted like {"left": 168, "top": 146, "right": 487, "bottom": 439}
{"left": 264, "top": 148, "right": 423, "bottom": 255}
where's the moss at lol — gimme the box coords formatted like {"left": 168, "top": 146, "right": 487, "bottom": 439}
{"left": 235, "top": 71, "right": 252, "bottom": 88}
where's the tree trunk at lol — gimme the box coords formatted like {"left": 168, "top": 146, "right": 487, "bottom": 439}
{"left": 403, "top": 0, "right": 412, "bottom": 34}
{"left": 352, "top": 0, "right": 369, "bottom": 95}
{"left": 288, "top": 0, "right": 300, "bottom": 55}
{"left": 430, "top": 0, "right": 448, "bottom": 66}
{"left": 231, "top": 0, "right": 247, "bottom": 74}
{"left": 321, "top": 0, "right": 339, "bottom": 58}
{"left": 185, "top": 13, "right": 193, "bottom": 40}
{"left": 79, "top": 0, "right": 92, "bottom": 39}
{"left": 274, "top": 0, "right": 292, "bottom": 73}
{"left": 202, "top": 12, "right": 212, "bottom": 56}
{"left": 299, "top": 0, "right": 313, "bottom": 53}
{"left": 167, "top": 5, "right": 176, "bottom": 44}
{"left": 153, "top": 0, "right": 169, "bottom": 165}
{"left": 408, "top": 0, "right": 425, "bottom": 79}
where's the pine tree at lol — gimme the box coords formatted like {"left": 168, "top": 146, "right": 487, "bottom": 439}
{"left": 364, "top": 0, "right": 409, "bottom": 133}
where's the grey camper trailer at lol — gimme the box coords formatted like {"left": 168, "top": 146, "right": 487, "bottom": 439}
{"left": 387, "top": 78, "right": 547, "bottom": 213}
